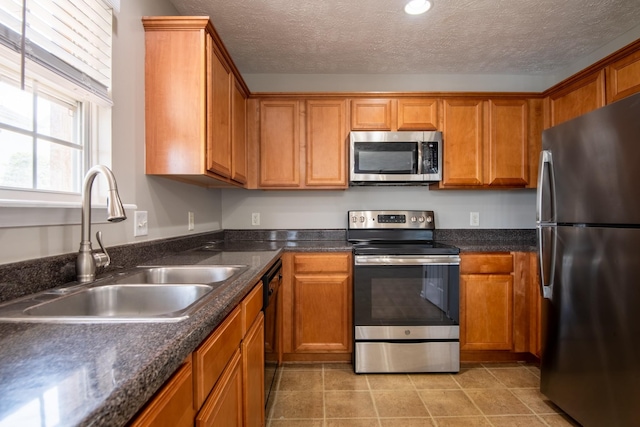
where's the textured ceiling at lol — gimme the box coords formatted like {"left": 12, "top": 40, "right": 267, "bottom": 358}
{"left": 169, "top": 0, "right": 640, "bottom": 75}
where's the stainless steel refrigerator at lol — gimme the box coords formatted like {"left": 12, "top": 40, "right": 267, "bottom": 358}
{"left": 537, "top": 91, "right": 640, "bottom": 427}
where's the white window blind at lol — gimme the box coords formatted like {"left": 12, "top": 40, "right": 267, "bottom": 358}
{"left": 0, "top": 0, "right": 113, "bottom": 102}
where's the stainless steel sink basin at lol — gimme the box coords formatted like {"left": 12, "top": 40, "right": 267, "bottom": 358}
{"left": 23, "top": 284, "right": 214, "bottom": 319}
{"left": 0, "top": 264, "right": 249, "bottom": 323}
{"left": 113, "top": 265, "right": 246, "bottom": 285}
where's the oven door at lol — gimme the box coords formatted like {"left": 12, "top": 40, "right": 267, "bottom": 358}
{"left": 353, "top": 254, "right": 460, "bottom": 373}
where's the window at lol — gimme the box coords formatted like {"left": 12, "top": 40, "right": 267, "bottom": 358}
{"left": 0, "top": 0, "right": 117, "bottom": 224}
{"left": 0, "top": 76, "right": 84, "bottom": 193}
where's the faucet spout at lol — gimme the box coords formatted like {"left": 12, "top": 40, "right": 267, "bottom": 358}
{"left": 77, "top": 165, "right": 127, "bottom": 283}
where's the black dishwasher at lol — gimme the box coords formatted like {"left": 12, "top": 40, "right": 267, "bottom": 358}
{"left": 262, "top": 259, "right": 282, "bottom": 408}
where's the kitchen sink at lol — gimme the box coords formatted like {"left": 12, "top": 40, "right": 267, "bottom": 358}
{"left": 0, "top": 264, "right": 249, "bottom": 323}
{"left": 113, "top": 265, "right": 247, "bottom": 285}
{"left": 24, "top": 284, "right": 214, "bottom": 320}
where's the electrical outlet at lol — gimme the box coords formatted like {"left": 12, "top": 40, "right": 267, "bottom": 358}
{"left": 470, "top": 211, "right": 480, "bottom": 227}
{"left": 134, "top": 211, "right": 148, "bottom": 237}
{"left": 188, "top": 211, "right": 195, "bottom": 231}
{"left": 251, "top": 212, "right": 260, "bottom": 226}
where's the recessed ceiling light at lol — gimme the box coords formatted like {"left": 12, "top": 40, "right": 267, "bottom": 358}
{"left": 404, "top": 0, "right": 432, "bottom": 15}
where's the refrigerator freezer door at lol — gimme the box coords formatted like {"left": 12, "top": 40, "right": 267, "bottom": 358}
{"left": 541, "top": 92, "right": 640, "bottom": 225}
{"left": 541, "top": 225, "right": 640, "bottom": 427}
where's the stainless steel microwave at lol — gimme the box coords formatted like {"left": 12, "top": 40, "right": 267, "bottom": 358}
{"left": 349, "top": 131, "right": 443, "bottom": 185}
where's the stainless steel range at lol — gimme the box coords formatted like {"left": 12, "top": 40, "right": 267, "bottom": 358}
{"left": 348, "top": 210, "right": 460, "bottom": 373}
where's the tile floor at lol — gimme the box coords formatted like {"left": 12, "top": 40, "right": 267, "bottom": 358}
{"left": 266, "top": 362, "right": 582, "bottom": 427}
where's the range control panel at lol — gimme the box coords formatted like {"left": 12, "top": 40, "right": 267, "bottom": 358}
{"left": 348, "top": 210, "right": 435, "bottom": 230}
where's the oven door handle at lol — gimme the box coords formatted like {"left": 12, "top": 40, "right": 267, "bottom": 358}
{"left": 355, "top": 255, "right": 461, "bottom": 266}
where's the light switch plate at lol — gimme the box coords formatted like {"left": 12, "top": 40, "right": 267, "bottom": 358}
{"left": 134, "top": 211, "right": 148, "bottom": 236}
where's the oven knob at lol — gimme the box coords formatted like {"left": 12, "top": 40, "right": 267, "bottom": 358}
{"left": 351, "top": 216, "right": 357, "bottom": 223}
{"left": 359, "top": 216, "right": 365, "bottom": 223}
{"left": 418, "top": 216, "right": 425, "bottom": 223}
{"left": 410, "top": 216, "right": 417, "bottom": 223}
{"left": 426, "top": 215, "right": 433, "bottom": 223}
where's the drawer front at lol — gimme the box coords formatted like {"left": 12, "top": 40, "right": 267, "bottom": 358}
{"left": 193, "top": 306, "right": 242, "bottom": 409}
{"left": 460, "top": 253, "right": 513, "bottom": 274}
{"left": 242, "top": 281, "right": 263, "bottom": 335}
{"left": 130, "top": 356, "right": 194, "bottom": 427}
{"left": 293, "top": 253, "right": 351, "bottom": 274}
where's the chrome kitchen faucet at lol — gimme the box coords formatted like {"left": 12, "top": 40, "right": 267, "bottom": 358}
{"left": 76, "top": 165, "right": 127, "bottom": 283}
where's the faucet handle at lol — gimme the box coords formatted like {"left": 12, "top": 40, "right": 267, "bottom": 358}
{"left": 94, "top": 231, "right": 111, "bottom": 268}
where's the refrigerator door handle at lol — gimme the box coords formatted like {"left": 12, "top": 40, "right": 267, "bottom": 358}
{"left": 537, "top": 150, "right": 556, "bottom": 300}
{"left": 537, "top": 225, "right": 556, "bottom": 299}
{"left": 536, "top": 150, "right": 556, "bottom": 224}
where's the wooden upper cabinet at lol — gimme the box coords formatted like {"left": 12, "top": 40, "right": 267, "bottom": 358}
{"left": 206, "top": 41, "right": 232, "bottom": 178}
{"left": 351, "top": 99, "right": 393, "bottom": 130}
{"left": 606, "top": 48, "right": 640, "bottom": 104}
{"left": 350, "top": 98, "right": 438, "bottom": 131}
{"left": 259, "top": 100, "right": 300, "bottom": 187}
{"left": 257, "top": 99, "right": 348, "bottom": 189}
{"left": 231, "top": 79, "right": 248, "bottom": 184}
{"left": 142, "top": 17, "right": 249, "bottom": 188}
{"left": 440, "top": 98, "right": 530, "bottom": 188}
{"left": 397, "top": 98, "right": 438, "bottom": 130}
{"left": 487, "top": 99, "right": 528, "bottom": 187}
{"left": 305, "top": 100, "right": 348, "bottom": 188}
{"left": 441, "top": 99, "right": 485, "bottom": 186}
{"left": 547, "top": 69, "right": 605, "bottom": 127}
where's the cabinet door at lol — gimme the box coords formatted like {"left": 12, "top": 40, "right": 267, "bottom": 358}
{"left": 243, "top": 312, "right": 265, "bottom": 427}
{"left": 487, "top": 99, "right": 528, "bottom": 187}
{"left": 442, "top": 99, "right": 484, "bottom": 186}
{"left": 292, "top": 274, "right": 351, "bottom": 353}
{"left": 351, "top": 99, "right": 393, "bottom": 130}
{"left": 193, "top": 306, "right": 242, "bottom": 409}
{"left": 130, "top": 357, "right": 194, "bottom": 427}
{"left": 305, "top": 100, "right": 348, "bottom": 188}
{"left": 397, "top": 98, "right": 438, "bottom": 130}
{"left": 606, "top": 49, "right": 640, "bottom": 104}
{"left": 259, "top": 100, "right": 300, "bottom": 187}
{"left": 284, "top": 253, "right": 352, "bottom": 355}
{"left": 460, "top": 274, "right": 514, "bottom": 351}
{"left": 548, "top": 70, "right": 605, "bottom": 126}
{"left": 206, "top": 40, "right": 232, "bottom": 178}
{"left": 144, "top": 20, "right": 206, "bottom": 176}
{"left": 196, "top": 349, "right": 243, "bottom": 427}
{"left": 231, "top": 78, "right": 247, "bottom": 184}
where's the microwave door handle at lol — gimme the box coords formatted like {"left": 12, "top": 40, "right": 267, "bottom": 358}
{"left": 417, "top": 141, "right": 423, "bottom": 175}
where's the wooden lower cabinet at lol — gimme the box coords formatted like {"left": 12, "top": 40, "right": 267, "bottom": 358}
{"left": 460, "top": 272, "right": 514, "bottom": 351}
{"left": 129, "top": 356, "right": 195, "bottom": 427}
{"left": 281, "top": 252, "right": 353, "bottom": 361}
{"left": 129, "top": 280, "right": 266, "bottom": 427}
{"left": 196, "top": 349, "right": 243, "bottom": 427}
{"left": 242, "top": 312, "right": 265, "bottom": 427}
{"left": 460, "top": 252, "right": 542, "bottom": 361}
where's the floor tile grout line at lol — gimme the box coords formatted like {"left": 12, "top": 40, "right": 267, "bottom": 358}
{"left": 451, "top": 366, "right": 497, "bottom": 426}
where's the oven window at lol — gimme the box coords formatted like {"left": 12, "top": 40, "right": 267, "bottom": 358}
{"left": 354, "top": 264, "right": 459, "bottom": 327}
{"left": 354, "top": 142, "right": 417, "bottom": 174}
